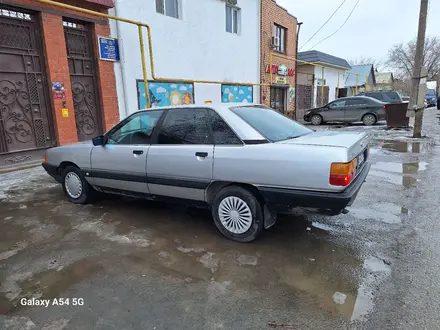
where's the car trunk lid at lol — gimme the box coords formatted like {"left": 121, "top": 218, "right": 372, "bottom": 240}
{"left": 278, "top": 131, "right": 371, "bottom": 161}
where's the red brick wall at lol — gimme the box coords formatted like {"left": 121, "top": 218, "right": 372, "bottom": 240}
{"left": 7, "top": 0, "right": 119, "bottom": 145}
{"left": 260, "top": 0, "right": 297, "bottom": 116}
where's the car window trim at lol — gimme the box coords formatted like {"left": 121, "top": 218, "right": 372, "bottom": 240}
{"left": 106, "top": 109, "right": 166, "bottom": 145}
{"left": 151, "top": 107, "right": 215, "bottom": 146}
{"left": 206, "top": 108, "right": 245, "bottom": 146}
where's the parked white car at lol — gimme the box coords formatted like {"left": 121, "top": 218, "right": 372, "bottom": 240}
{"left": 42, "top": 104, "right": 371, "bottom": 242}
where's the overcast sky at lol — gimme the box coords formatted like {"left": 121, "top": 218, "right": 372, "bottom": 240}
{"left": 277, "top": 0, "right": 440, "bottom": 66}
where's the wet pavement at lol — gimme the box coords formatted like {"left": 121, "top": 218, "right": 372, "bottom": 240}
{"left": 1, "top": 108, "right": 440, "bottom": 329}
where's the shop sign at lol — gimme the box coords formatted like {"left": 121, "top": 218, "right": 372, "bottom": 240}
{"left": 265, "top": 64, "right": 295, "bottom": 76}
{"left": 276, "top": 76, "right": 287, "bottom": 84}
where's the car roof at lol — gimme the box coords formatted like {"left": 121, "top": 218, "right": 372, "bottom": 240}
{"left": 135, "top": 103, "right": 267, "bottom": 141}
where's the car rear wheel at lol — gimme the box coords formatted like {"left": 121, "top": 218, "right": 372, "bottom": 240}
{"left": 62, "top": 165, "right": 94, "bottom": 204}
{"left": 310, "top": 114, "right": 323, "bottom": 126}
{"left": 211, "top": 186, "right": 264, "bottom": 242}
{"left": 362, "top": 113, "right": 377, "bottom": 126}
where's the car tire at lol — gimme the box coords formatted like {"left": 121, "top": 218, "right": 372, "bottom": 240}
{"left": 61, "top": 165, "right": 94, "bottom": 204}
{"left": 310, "top": 114, "right": 323, "bottom": 126}
{"left": 211, "top": 186, "right": 264, "bottom": 243}
{"left": 362, "top": 113, "right": 377, "bottom": 126}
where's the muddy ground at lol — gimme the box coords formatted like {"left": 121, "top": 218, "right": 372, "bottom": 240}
{"left": 1, "top": 108, "right": 440, "bottom": 329}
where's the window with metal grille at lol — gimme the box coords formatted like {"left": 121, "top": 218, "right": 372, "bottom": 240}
{"left": 273, "top": 24, "right": 286, "bottom": 53}
{"left": 156, "top": 0, "right": 179, "bottom": 19}
{"left": 0, "top": 9, "right": 31, "bottom": 20}
{"left": 226, "top": 5, "right": 240, "bottom": 34}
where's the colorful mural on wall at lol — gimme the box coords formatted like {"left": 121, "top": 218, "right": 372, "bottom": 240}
{"left": 137, "top": 81, "right": 194, "bottom": 109}
{"left": 221, "top": 85, "right": 253, "bottom": 103}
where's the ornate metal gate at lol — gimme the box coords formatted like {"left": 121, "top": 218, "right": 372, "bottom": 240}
{"left": 0, "top": 7, "right": 54, "bottom": 167}
{"left": 64, "top": 19, "right": 102, "bottom": 142}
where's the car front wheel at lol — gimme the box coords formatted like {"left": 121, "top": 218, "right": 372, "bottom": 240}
{"left": 62, "top": 165, "right": 94, "bottom": 204}
{"left": 310, "top": 114, "right": 323, "bottom": 126}
{"left": 211, "top": 186, "right": 264, "bottom": 242}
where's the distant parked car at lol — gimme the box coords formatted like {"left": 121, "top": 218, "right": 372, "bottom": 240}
{"left": 303, "top": 96, "right": 386, "bottom": 126}
{"left": 357, "top": 91, "right": 403, "bottom": 104}
{"left": 42, "top": 103, "right": 371, "bottom": 242}
{"left": 425, "top": 89, "right": 437, "bottom": 107}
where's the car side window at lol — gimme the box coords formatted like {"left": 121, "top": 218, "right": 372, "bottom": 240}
{"left": 157, "top": 108, "right": 212, "bottom": 145}
{"left": 208, "top": 110, "right": 242, "bottom": 145}
{"left": 345, "top": 99, "right": 363, "bottom": 107}
{"left": 107, "top": 110, "right": 164, "bottom": 145}
{"left": 329, "top": 100, "right": 346, "bottom": 108}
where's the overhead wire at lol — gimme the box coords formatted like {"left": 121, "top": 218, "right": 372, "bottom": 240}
{"left": 299, "top": 0, "right": 348, "bottom": 51}
{"left": 308, "top": 0, "right": 362, "bottom": 50}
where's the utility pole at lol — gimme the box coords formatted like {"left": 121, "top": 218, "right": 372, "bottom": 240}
{"left": 412, "top": 0, "right": 429, "bottom": 138}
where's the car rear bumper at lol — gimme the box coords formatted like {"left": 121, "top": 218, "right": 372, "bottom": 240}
{"left": 42, "top": 162, "right": 62, "bottom": 183}
{"left": 258, "top": 162, "right": 371, "bottom": 215}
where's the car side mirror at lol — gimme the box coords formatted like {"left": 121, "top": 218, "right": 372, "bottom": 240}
{"left": 92, "top": 135, "right": 106, "bottom": 146}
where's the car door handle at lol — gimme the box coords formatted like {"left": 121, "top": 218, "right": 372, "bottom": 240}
{"left": 133, "top": 150, "right": 144, "bottom": 155}
{"left": 195, "top": 152, "right": 208, "bottom": 157}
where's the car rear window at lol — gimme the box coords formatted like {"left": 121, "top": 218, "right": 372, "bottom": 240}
{"left": 229, "top": 106, "right": 312, "bottom": 142}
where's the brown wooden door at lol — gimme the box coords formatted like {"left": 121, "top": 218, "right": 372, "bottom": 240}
{"left": 64, "top": 20, "right": 102, "bottom": 142}
{"left": 0, "top": 7, "right": 54, "bottom": 166}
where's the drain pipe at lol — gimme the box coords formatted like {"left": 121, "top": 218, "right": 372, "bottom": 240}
{"left": 294, "top": 21, "right": 303, "bottom": 120}
{"left": 111, "top": 3, "right": 129, "bottom": 119}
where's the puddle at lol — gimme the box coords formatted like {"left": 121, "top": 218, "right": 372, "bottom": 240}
{"left": 350, "top": 202, "right": 408, "bottom": 224}
{"left": 369, "top": 161, "right": 427, "bottom": 188}
{"left": 370, "top": 140, "right": 428, "bottom": 153}
{"left": 351, "top": 257, "right": 391, "bottom": 322}
{"left": 0, "top": 259, "right": 103, "bottom": 315}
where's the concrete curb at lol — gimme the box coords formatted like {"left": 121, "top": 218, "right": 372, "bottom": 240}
{"left": 0, "top": 161, "right": 42, "bottom": 174}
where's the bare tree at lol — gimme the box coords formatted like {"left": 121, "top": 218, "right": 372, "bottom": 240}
{"left": 348, "top": 56, "right": 383, "bottom": 71}
{"left": 387, "top": 36, "right": 440, "bottom": 80}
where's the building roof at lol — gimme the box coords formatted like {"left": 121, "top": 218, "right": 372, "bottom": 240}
{"left": 345, "top": 64, "right": 375, "bottom": 87}
{"left": 298, "top": 50, "right": 351, "bottom": 70}
{"left": 375, "top": 72, "right": 394, "bottom": 84}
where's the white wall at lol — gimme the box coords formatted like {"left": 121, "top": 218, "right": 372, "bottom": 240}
{"left": 110, "top": 0, "right": 260, "bottom": 119}
{"left": 313, "top": 66, "right": 346, "bottom": 107}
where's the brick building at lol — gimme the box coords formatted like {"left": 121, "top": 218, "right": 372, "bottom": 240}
{"left": 0, "top": 0, "right": 118, "bottom": 170}
{"left": 260, "top": 0, "right": 297, "bottom": 116}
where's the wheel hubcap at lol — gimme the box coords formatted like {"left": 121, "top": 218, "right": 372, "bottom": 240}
{"left": 365, "top": 115, "right": 375, "bottom": 125}
{"left": 218, "top": 196, "right": 252, "bottom": 234}
{"left": 312, "top": 116, "right": 321, "bottom": 125}
{"left": 65, "top": 172, "right": 83, "bottom": 199}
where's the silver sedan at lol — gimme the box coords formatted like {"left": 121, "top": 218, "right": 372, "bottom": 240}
{"left": 42, "top": 103, "right": 371, "bottom": 242}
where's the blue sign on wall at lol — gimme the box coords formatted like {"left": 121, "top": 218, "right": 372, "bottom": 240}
{"left": 98, "top": 36, "right": 120, "bottom": 61}
{"left": 221, "top": 85, "right": 253, "bottom": 103}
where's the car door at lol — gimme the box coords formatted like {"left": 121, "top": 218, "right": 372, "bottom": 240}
{"left": 322, "top": 99, "right": 346, "bottom": 122}
{"left": 90, "top": 110, "right": 164, "bottom": 194}
{"left": 344, "top": 98, "right": 365, "bottom": 122}
{"left": 147, "top": 108, "right": 214, "bottom": 201}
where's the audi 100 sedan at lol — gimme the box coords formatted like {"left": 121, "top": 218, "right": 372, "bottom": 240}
{"left": 42, "top": 104, "right": 371, "bottom": 242}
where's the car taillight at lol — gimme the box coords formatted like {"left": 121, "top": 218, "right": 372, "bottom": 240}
{"left": 44, "top": 152, "right": 48, "bottom": 163}
{"left": 383, "top": 105, "right": 386, "bottom": 111}
{"left": 329, "top": 160, "right": 356, "bottom": 186}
